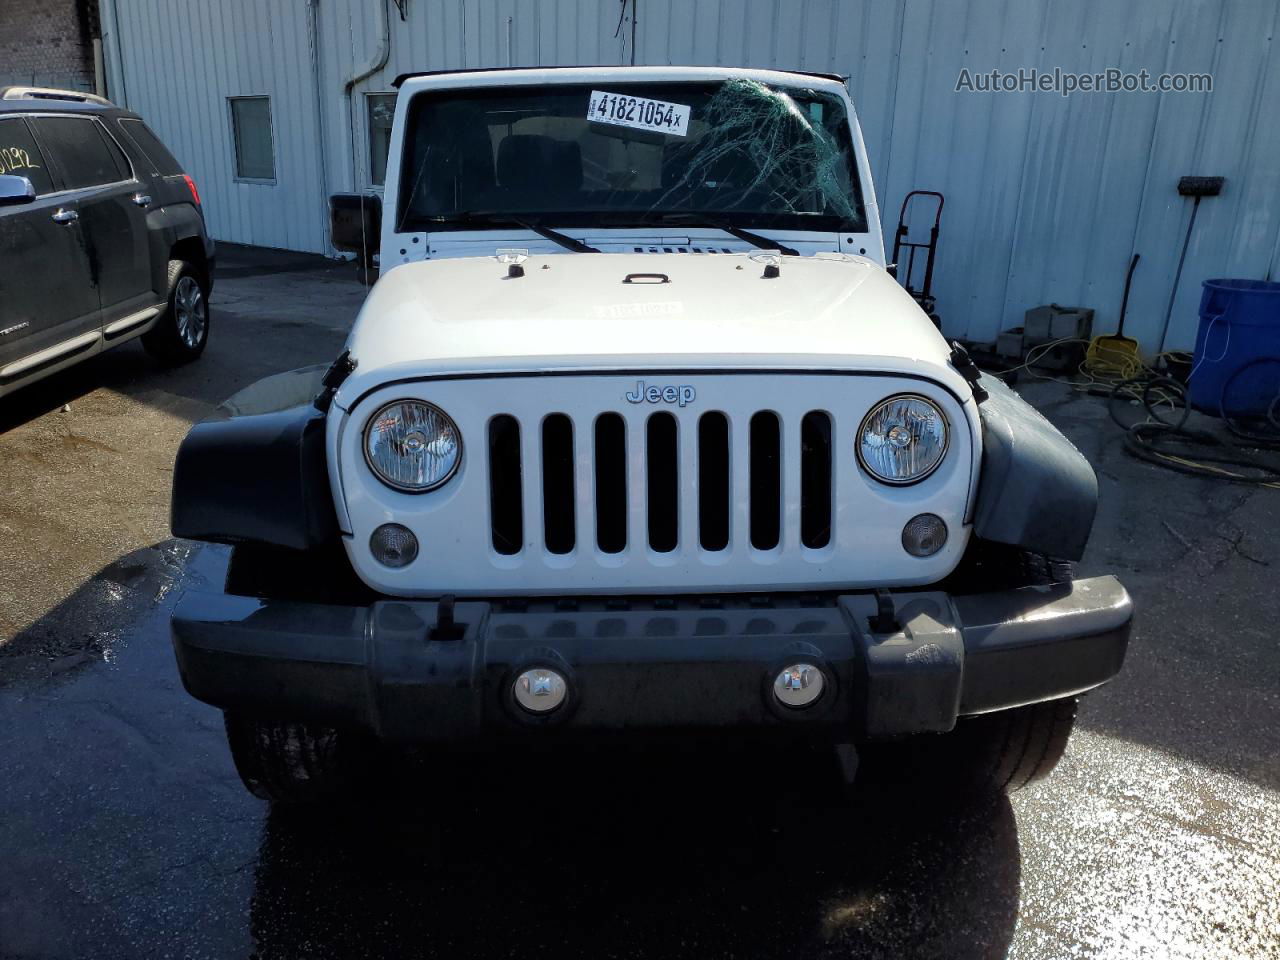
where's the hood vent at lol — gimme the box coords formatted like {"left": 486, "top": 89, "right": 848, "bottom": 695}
{"left": 632, "top": 245, "right": 736, "bottom": 254}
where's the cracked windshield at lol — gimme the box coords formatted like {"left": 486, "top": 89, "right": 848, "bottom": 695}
{"left": 397, "top": 78, "right": 867, "bottom": 234}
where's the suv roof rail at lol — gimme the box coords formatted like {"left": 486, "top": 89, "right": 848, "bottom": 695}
{"left": 0, "top": 86, "right": 114, "bottom": 106}
{"left": 391, "top": 66, "right": 848, "bottom": 88}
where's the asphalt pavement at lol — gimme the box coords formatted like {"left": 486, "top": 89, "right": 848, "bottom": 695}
{"left": 0, "top": 247, "right": 1277, "bottom": 959}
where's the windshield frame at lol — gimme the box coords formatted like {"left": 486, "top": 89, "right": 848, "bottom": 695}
{"left": 394, "top": 79, "right": 869, "bottom": 236}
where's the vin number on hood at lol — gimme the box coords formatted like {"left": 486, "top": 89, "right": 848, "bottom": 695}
{"left": 588, "top": 90, "right": 691, "bottom": 137}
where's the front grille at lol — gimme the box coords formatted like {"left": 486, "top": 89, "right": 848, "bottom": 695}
{"left": 697, "top": 413, "right": 730, "bottom": 551}
{"left": 594, "top": 413, "right": 627, "bottom": 554}
{"left": 486, "top": 407, "right": 835, "bottom": 557}
{"left": 488, "top": 415, "right": 524, "bottom": 555}
{"left": 541, "top": 414, "right": 576, "bottom": 554}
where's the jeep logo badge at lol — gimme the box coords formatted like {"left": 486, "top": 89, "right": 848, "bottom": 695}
{"left": 625, "top": 381, "right": 696, "bottom": 407}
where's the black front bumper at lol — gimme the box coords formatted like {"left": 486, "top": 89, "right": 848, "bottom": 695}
{"left": 171, "top": 578, "right": 1132, "bottom": 743}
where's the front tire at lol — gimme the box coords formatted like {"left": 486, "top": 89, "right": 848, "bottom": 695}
{"left": 867, "top": 539, "right": 1081, "bottom": 794}
{"left": 142, "top": 260, "right": 209, "bottom": 364}
{"left": 224, "top": 542, "right": 374, "bottom": 605}
{"left": 863, "top": 697, "right": 1079, "bottom": 796}
{"left": 944, "top": 697, "right": 1079, "bottom": 793}
{"left": 224, "top": 713, "right": 370, "bottom": 804}
{"left": 945, "top": 538, "right": 1074, "bottom": 593}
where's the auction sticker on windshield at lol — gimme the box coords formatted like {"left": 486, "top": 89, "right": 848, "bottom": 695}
{"left": 588, "top": 90, "right": 691, "bottom": 136}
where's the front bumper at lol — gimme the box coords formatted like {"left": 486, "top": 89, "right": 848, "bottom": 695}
{"left": 171, "top": 578, "right": 1132, "bottom": 742}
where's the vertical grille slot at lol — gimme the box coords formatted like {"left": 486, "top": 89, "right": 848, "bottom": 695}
{"left": 488, "top": 415, "right": 523, "bottom": 555}
{"left": 698, "top": 412, "right": 730, "bottom": 551}
{"left": 647, "top": 412, "right": 679, "bottom": 552}
{"left": 594, "top": 414, "right": 627, "bottom": 553}
{"left": 749, "top": 411, "right": 781, "bottom": 550}
{"left": 800, "top": 411, "right": 833, "bottom": 549}
{"left": 541, "top": 414, "right": 575, "bottom": 554}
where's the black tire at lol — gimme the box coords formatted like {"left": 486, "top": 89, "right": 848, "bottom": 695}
{"left": 863, "top": 697, "right": 1079, "bottom": 796}
{"left": 224, "top": 542, "right": 375, "bottom": 605}
{"left": 864, "top": 540, "right": 1079, "bottom": 794}
{"left": 224, "top": 713, "right": 371, "bottom": 804}
{"left": 944, "top": 538, "right": 1074, "bottom": 594}
{"left": 946, "top": 696, "right": 1078, "bottom": 793}
{"left": 142, "top": 259, "right": 209, "bottom": 364}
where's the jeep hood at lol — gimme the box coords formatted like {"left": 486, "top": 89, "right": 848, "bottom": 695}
{"left": 336, "top": 253, "right": 969, "bottom": 405}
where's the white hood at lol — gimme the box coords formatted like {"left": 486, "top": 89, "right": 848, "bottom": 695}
{"left": 336, "top": 252, "right": 967, "bottom": 404}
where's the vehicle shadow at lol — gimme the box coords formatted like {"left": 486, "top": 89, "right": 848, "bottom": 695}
{"left": 247, "top": 748, "right": 1021, "bottom": 960}
{"left": 0, "top": 348, "right": 159, "bottom": 435}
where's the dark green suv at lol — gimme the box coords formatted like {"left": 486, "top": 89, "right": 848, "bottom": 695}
{"left": 0, "top": 86, "right": 215, "bottom": 399}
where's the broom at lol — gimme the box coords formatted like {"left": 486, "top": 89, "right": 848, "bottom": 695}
{"left": 1086, "top": 253, "right": 1142, "bottom": 376}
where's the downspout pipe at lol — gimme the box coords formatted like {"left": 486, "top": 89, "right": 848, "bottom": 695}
{"left": 343, "top": 0, "right": 391, "bottom": 192}
{"left": 307, "top": 0, "right": 332, "bottom": 254}
{"left": 99, "top": 0, "right": 128, "bottom": 107}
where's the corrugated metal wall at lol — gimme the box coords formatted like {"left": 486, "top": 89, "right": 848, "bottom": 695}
{"left": 103, "top": 0, "right": 1280, "bottom": 350}
{"left": 103, "top": 0, "right": 329, "bottom": 252}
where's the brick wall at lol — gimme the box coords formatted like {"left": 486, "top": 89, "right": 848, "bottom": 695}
{"left": 0, "top": 0, "right": 97, "bottom": 92}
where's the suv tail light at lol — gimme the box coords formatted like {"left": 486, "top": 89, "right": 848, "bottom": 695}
{"left": 182, "top": 174, "right": 201, "bottom": 206}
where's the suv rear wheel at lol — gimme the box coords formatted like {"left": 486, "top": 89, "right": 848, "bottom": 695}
{"left": 142, "top": 260, "right": 208, "bottom": 363}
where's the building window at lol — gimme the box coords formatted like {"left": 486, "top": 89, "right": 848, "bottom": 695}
{"left": 229, "top": 96, "right": 275, "bottom": 181}
{"left": 367, "top": 93, "right": 395, "bottom": 187}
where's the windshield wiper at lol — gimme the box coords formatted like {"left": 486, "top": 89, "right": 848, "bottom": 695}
{"left": 426, "top": 213, "right": 599, "bottom": 254}
{"left": 628, "top": 213, "right": 800, "bottom": 257}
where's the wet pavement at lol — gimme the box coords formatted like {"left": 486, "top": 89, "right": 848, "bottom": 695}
{"left": 2, "top": 249, "right": 1278, "bottom": 959}
{"left": 0, "top": 244, "right": 363, "bottom": 663}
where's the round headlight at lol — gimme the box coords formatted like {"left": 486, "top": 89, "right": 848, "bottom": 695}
{"left": 364, "top": 400, "right": 461, "bottom": 492}
{"left": 857, "top": 395, "right": 948, "bottom": 485}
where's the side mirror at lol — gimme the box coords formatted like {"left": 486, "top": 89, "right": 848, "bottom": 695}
{"left": 0, "top": 174, "right": 36, "bottom": 207}
{"left": 329, "top": 193, "right": 381, "bottom": 268}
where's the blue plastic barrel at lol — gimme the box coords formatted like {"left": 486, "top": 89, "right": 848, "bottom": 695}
{"left": 1187, "top": 278, "right": 1280, "bottom": 417}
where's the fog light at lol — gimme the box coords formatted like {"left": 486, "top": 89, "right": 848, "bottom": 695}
{"left": 901, "top": 513, "right": 948, "bottom": 557}
{"left": 370, "top": 523, "right": 418, "bottom": 568}
{"left": 513, "top": 668, "right": 567, "bottom": 714}
{"left": 773, "top": 663, "right": 824, "bottom": 708}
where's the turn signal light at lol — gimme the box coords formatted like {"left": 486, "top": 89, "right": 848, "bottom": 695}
{"left": 901, "top": 513, "right": 948, "bottom": 557}
{"left": 370, "top": 523, "right": 418, "bottom": 568}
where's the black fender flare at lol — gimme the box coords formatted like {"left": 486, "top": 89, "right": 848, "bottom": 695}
{"left": 972, "top": 375, "right": 1098, "bottom": 561}
{"left": 145, "top": 203, "right": 212, "bottom": 295}
{"left": 171, "top": 366, "right": 338, "bottom": 550}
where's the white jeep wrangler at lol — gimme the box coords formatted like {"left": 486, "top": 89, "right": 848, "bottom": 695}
{"left": 169, "top": 67, "right": 1132, "bottom": 803}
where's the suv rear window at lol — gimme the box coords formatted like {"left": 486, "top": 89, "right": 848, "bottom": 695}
{"left": 0, "top": 117, "right": 55, "bottom": 195}
{"left": 119, "top": 118, "right": 184, "bottom": 175}
{"left": 32, "top": 116, "right": 131, "bottom": 190}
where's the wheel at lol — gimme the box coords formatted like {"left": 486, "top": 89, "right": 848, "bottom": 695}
{"left": 863, "top": 697, "right": 1079, "bottom": 796}
{"left": 224, "top": 542, "right": 375, "bottom": 606}
{"left": 942, "top": 696, "right": 1078, "bottom": 793}
{"left": 224, "top": 713, "right": 371, "bottom": 804}
{"left": 944, "top": 538, "right": 1074, "bottom": 594}
{"left": 864, "top": 540, "right": 1080, "bottom": 794}
{"left": 142, "top": 260, "right": 209, "bottom": 363}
